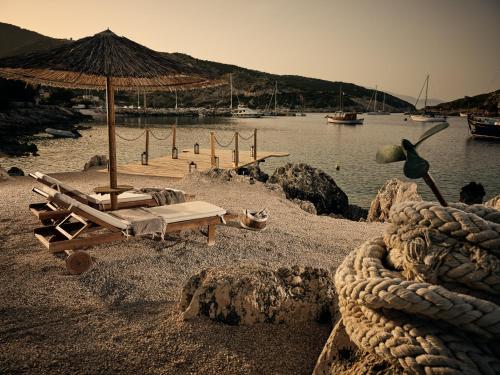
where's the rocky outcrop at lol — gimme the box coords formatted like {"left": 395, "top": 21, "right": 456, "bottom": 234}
{"left": 367, "top": 178, "right": 422, "bottom": 222}
{"left": 268, "top": 163, "right": 348, "bottom": 215}
{"left": 0, "top": 167, "right": 11, "bottom": 182}
{"left": 292, "top": 198, "right": 317, "bottom": 215}
{"left": 344, "top": 205, "right": 368, "bottom": 221}
{"left": 237, "top": 164, "right": 269, "bottom": 182}
{"left": 485, "top": 195, "right": 500, "bottom": 210}
{"left": 83, "top": 154, "right": 108, "bottom": 171}
{"left": 201, "top": 168, "right": 244, "bottom": 182}
{"left": 180, "top": 265, "right": 336, "bottom": 325}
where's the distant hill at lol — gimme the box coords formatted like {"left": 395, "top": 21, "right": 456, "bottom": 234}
{"left": 0, "top": 22, "right": 414, "bottom": 111}
{"left": 0, "top": 23, "right": 69, "bottom": 58}
{"left": 388, "top": 92, "right": 443, "bottom": 109}
{"left": 429, "top": 89, "right": 500, "bottom": 115}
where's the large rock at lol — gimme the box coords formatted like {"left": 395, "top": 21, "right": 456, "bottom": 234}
{"left": 485, "top": 195, "right": 500, "bottom": 210}
{"left": 292, "top": 198, "right": 317, "bottom": 215}
{"left": 0, "top": 167, "right": 11, "bottom": 182}
{"left": 180, "top": 265, "right": 336, "bottom": 325}
{"left": 268, "top": 163, "right": 348, "bottom": 215}
{"left": 367, "top": 178, "right": 422, "bottom": 222}
{"left": 83, "top": 154, "right": 108, "bottom": 171}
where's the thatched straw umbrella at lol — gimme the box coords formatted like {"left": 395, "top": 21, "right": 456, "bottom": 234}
{"left": 0, "top": 29, "right": 222, "bottom": 209}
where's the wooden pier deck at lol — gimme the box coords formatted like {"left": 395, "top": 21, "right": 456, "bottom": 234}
{"left": 107, "top": 149, "right": 289, "bottom": 178}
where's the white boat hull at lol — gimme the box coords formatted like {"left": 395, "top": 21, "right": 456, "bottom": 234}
{"left": 410, "top": 115, "right": 447, "bottom": 122}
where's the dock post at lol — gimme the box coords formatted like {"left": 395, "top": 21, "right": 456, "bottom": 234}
{"left": 145, "top": 129, "right": 150, "bottom": 165}
{"left": 234, "top": 131, "right": 239, "bottom": 168}
{"left": 172, "top": 125, "right": 177, "bottom": 155}
{"left": 210, "top": 131, "right": 216, "bottom": 167}
{"left": 253, "top": 129, "right": 257, "bottom": 160}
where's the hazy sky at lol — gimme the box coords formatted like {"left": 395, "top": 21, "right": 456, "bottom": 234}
{"left": 2, "top": 0, "right": 499, "bottom": 100}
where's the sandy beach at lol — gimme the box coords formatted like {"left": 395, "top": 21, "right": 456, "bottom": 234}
{"left": 0, "top": 170, "right": 385, "bottom": 374}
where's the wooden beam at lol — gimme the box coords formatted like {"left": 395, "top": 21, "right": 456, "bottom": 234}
{"left": 106, "top": 76, "right": 118, "bottom": 210}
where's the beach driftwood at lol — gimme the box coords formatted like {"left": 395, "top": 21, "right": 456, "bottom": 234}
{"left": 328, "top": 201, "right": 500, "bottom": 374}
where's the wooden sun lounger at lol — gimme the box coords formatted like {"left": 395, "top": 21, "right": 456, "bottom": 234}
{"left": 29, "top": 172, "right": 194, "bottom": 223}
{"left": 32, "top": 185, "right": 236, "bottom": 274}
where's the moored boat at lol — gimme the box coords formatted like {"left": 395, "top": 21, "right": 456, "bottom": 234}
{"left": 410, "top": 113, "right": 447, "bottom": 122}
{"left": 45, "top": 128, "right": 82, "bottom": 138}
{"left": 232, "top": 104, "right": 263, "bottom": 118}
{"left": 467, "top": 115, "right": 500, "bottom": 139}
{"left": 327, "top": 112, "right": 364, "bottom": 124}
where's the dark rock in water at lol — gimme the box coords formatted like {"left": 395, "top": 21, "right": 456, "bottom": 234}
{"left": 7, "top": 167, "right": 24, "bottom": 176}
{"left": 269, "top": 163, "right": 348, "bottom": 215}
{"left": 237, "top": 164, "right": 269, "bottom": 182}
{"left": 83, "top": 154, "right": 108, "bottom": 171}
{"left": 459, "top": 182, "right": 486, "bottom": 205}
{"left": 180, "top": 265, "right": 336, "bottom": 325}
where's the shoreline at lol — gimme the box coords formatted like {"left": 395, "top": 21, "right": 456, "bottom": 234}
{"left": 0, "top": 170, "right": 385, "bottom": 374}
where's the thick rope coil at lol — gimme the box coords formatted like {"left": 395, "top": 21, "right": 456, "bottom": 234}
{"left": 335, "top": 201, "right": 500, "bottom": 375}
{"left": 215, "top": 134, "right": 235, "bottom": 148}
{"left": 116, "top": 130, "right": 146, "bottom": 141}
{"left": 149, "top": 129, "right": 172, "bottom": 140}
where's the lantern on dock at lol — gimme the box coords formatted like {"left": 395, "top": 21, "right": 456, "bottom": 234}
{"left": 214, "top": 156, "right": 220, "bottom": 169}
{"left": 172, "top": 146, "right": 179, "bottom": 159}
{"left": 189, "top": 161, "right": 197, "bottom": 173}
{"left": 194, "top": 142, "right": 200, "bottom": 154}
{"left": 250, "top": 145, "right": 255, "bottom": 158}
{"left": 232, "top": 149, "right": 236, "bottom": 163}
{"left": 141, "top": 151, "right": 148, "bottom": 165}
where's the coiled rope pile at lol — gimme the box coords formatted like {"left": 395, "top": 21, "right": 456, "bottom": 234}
{"left": 334, "top": 201, "right": 500, "bottom": 374}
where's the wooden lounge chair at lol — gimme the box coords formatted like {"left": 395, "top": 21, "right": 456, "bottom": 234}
{"left": 29, "top": 172, "right": 192, "bottom": 222}
{"left": 32, "top": 185, "right": 235, "bottom": 274}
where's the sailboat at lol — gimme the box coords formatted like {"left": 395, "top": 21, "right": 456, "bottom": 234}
{"left": 410, "top": 75, "right": 446, "bottom": 122}
{"left": 326, "top": 85, "right": 364, "bottom": 125}
{"left": 229, "top": 73, "right": 263, "bottom": 118}
{"left": 366, "top": 86, "right": 390, "bottom": 115}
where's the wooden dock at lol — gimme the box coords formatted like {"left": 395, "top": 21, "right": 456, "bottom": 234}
{"left": 107, "top": 148, "right": 289, "bottom": 178}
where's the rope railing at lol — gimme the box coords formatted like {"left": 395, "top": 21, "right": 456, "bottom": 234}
{"left": 239, "top": 131, "right": 255, "bottom": 141}
{"left": 215, "top": 133, "right": 235, "bottom": 148}
{"left": 150, "top": 129, "right": 173, "bottom": 141}
{"left": 116, "top": 130, "right": 146, "bottom": 141}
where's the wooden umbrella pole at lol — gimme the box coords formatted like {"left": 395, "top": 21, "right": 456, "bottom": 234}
{"left": 106, "top": 76, "right": 118, "bottom": 210}
{"left": 422, "top": 172, "right": 448, "bottom": 207}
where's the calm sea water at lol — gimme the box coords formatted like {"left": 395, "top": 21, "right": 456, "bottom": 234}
{"left": 2, "top": 113, "right": 499, "bottom": 208}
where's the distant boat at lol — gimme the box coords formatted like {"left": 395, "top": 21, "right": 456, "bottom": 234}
{"left": 459, "top": 112, "right": 468, "bottom": 117}
{"left": 45, "top": 128, "right": 82, "bottom": 138}
{"left": 366, "top": 86, "right": 390, "bottom": 115}
{"left": 232, "top": 104, "right": 263, "bottom": 118}
{"left": 327, "top": 112, "right": 364, "bottom": 124}
{"left": 327, "top": 84, "right": 364, "bottom": 124}
{"left": 467, "top": 115, "right": 500, "bottom": 139}
{"left": 410, "top": 75, "right": 447, "bottom": 122}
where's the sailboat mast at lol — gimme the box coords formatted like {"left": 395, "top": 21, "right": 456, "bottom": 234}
{"left": 230, "top": 73, "right": 233, "bottom": 110}
{"left": 339, "top": 84, "right": 343, "bottom": 112}
{"left": 374, "top": 85, "right": 378, "bottom": 111}
{"left": 175, "top": 90, "right": 178, "bottom": 110}
{"left": 137, "top": 90, "right": 139, "bottom": 108}
{"left": 382, "top": 92, "right": 386, "bottom": 112}
{"left": 274, "top": 81, "right": 277, "bottom": 112}
{"left": 424, "top": 74, "right": 429, "bottom": 109}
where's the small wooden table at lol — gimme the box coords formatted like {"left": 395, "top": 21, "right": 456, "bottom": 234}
{"left": 93, "top": 185, "right": 133, "bottom": 210}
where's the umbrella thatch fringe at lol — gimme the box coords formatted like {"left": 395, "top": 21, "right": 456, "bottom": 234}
{"left": 0, "top": 68, "right": 226, "bottom": 91}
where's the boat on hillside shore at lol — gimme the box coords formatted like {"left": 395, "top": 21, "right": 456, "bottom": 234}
{"left": 327, "top": 112, "right": 364, "bottom": 124}
{"left": 467, "top": 115, "right": 500, "bottom": 139}
{"left": 232, "top": 104, "right": 263, "bottom": 118}
{"left": 460, "top": 112, "right": 468, "bottom": 117}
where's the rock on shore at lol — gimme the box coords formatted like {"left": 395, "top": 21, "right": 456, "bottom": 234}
{"left": 180, "top": 265, "right": 336, "bottom": 325}
{"left": 269, "top": 163, "right": 348, "bottom": 215}
{"left": 367, "top": 178, "right": 422, "bottom": 222}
